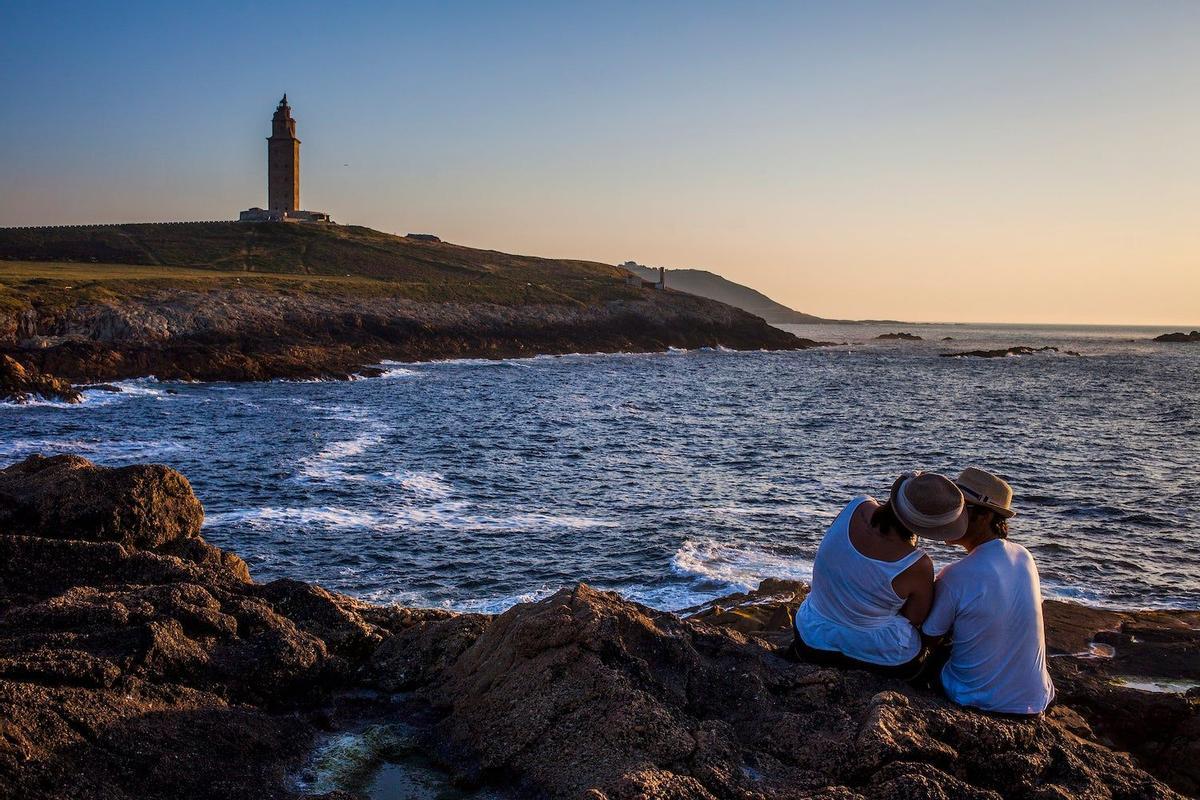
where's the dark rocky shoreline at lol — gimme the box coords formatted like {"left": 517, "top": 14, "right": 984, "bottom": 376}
{"left": 1, "top": 454, "right": 1197, "bottom": 799}
{"left": 0, "top": 223, "right": 818, "bottom": 390}
{"left": 0, "top": 290, "right": 813, "bottom": 392}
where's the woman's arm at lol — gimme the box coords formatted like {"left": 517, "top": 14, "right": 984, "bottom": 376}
{"left": 894, "top": 554, "right": 935, "bottom": 627}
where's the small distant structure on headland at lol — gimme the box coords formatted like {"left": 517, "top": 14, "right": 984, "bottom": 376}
{"left": 620, "top": 261, "right": 666, "bottom": 290}
{"left": 240, "top": 95, "right": 333, "bottom": 224}
{"left": 405, "top": 233, "right": 441, "bottom": 242}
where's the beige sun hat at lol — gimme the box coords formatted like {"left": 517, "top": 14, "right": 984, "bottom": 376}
{"left": 954, "top": 467, "right": 1016, "bottom": 519}
{"left": 891, "top": 472, "right": 968, "bottom": 542}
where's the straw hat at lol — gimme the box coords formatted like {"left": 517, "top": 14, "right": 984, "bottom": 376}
{"left": 892, "top": 472, "right": 968, "bottom": 542}
{"left": 954, "top": 467, "right": 1016, "bottom": 519}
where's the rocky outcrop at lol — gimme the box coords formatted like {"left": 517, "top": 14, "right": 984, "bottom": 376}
{"left": 1154, "top": 331, "right": 1200, "bottom": 343}
{"left": 0, "top": 354, "right": 80, "bottom": 404}
{"left": 941, "top": 345, "right": 1082, "bottom": 358}
{"left": 875, "top": 332, "right": 922, "bottom": 340}
{"left": 0, "top": 455, "right": 442, "bottom": 800}
{"left": 0, "top": 454, "right": 204, "bottom": 549}
{"left": 2, "top": 290, "right": 812, "bottom": 383}
{"left": 686, "top": 580, "right": 1200, "bottom": 798}
{"left": 0, "top": 223, "right": 816, "bottom": 383}
{"left": 429, "top": 583, "right": 1184, "bottom": 799}
{"left": 0, "top": 455, "right": 1195, "bottom": 799}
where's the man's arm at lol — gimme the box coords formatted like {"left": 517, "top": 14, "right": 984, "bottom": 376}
{"left": 921, "top": 574, "right": 958, "bottom": 646}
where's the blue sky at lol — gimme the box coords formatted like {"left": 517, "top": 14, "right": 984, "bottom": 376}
{"left": 2, "top": 1, "right": 1197, "bottom": 323}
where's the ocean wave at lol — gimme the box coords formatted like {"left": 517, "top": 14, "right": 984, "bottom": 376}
{"left": 204, "top": 502, "right": 617, "bottom": 534}
{"left": 1039, "top": 579, "right": 1200, "bottom": 612}
{"left": 377, "top": 366, "right": 419, "bottom": 379}
{"left": 670, "top": 539, "right": 814, "bottom": 593}
{"left": 0, "top": 397, "right": 83, "bottom": 410}
{"left": 0, "top": 437, "right": 186, "bottom": 464}
{"left": 392, "top": 470, "right": 452, "bottom": 499}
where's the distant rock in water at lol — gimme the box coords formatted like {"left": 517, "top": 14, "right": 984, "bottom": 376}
{"left": 1154, "top": 330, "right": 1200, "bottom": 342}
{"left": 942, "top": 336, "right": 955, "bottom": 341}
{"left": 0, "top": 355, "right": 80, "bottom": 404}
{"left": 942, "top": 345, "right": 1081, "bottom": 358}
{"left": 876, "top": 331, "right": 923, "bottom": 340}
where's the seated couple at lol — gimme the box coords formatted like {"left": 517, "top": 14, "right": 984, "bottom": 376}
{"left": 792, "top": 468, "right": 1055, "bottom": 716}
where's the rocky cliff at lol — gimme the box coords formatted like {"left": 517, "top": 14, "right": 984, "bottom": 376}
{"left": 0, "top": 455, "right": 1195, "bottom": 799}
{"left": 0, "top": 224, "right": 814, "bottom": 383}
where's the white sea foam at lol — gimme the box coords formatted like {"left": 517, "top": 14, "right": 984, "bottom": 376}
{"left": 670, "top": 539, "right": 815, "bottom": 593}
{"left": 378, "top": 366, "right": 419, "bottom": 379}
{"left": 205, "top": 506, "right": 384, "bottom": 529}
{"left": 110, "top": 377, "right": 168, "bottom": 396}
{"left": 394, "top": 470, "right": 453, "bottom": 499}
{"left": 0, "top": 397, "right": 82, "bottom": 410}
{"left": 0, "top": 437, "right": 186, "bottom": 463}
{"left": 204, "top": 502, "right": 616, "bottom": 534}
{"left": 296, "top": 421, "right": 387, "bottom": 482}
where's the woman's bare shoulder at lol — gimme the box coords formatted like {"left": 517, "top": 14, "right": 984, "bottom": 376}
{"left": 850, "top": 496, "right": 880, "bottom": 524}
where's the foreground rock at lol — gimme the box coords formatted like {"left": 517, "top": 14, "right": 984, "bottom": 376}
{"left": 941, "top": 345, "right": 1082, "bottom": 358}
{"left": 0, "top": 455, "right": 1195, "bottom": 799}
{"left": 1154, "top": 331, "right": 1200, "bottom": 343}
{"left": 0, "top": 454, "right": 203, "bottom": 548}
{"left": 688, "top": 580, "right": 1200, "bottom": 798}
{"left": 0, "top": 354, "right": 80, "bottom": 404}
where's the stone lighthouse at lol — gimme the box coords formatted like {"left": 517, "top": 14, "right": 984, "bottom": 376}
{"left": 267, "top": 94, "right": 300, "bottom": 213}
{"left": 240, "top": 95, "right": 332, "bottom": 223}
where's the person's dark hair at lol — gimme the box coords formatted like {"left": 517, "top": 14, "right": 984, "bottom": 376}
{"left": 969, "top": 505, "right": 1009, "bottom": 538}
{"left": 871, "top": 500, "right": 917, "bottom": 543}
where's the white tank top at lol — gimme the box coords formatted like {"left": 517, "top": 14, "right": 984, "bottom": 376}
{"left": 795, "top": 496, "right": 925, "bottom": 665}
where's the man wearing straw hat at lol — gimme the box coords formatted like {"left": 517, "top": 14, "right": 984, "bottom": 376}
{"left": 920, "top": 467, "right": 1055, "bottom": 716}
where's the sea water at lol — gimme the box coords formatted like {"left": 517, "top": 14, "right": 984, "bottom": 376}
{"left": 3, "top": 322, "right": 1198, "bottom": 612}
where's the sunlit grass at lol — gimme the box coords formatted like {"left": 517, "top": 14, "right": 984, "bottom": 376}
{"left": 0, "top": 222, "right": 646, "bottom": 311}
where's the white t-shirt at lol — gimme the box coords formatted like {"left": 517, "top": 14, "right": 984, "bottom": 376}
{"left": 922, "top": 539, "right": 1055, "bottom": 714}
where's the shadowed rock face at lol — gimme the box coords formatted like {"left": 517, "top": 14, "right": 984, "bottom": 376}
{"left": 0, "top": 455, "right": 1194, "bottom": 800}
{"left": 431, "top": 584, "right": 1182, "bottom": 800}
{"left": 0, "top": 454, "right": 204, "bottom": 549}
{"left": 0, "top": 354, "right": 80, "bottom": 404}
{"left": 1154, "top": 331, "right": 1200, "bottom": 343}
{"left": 1, "top": 288, "right": 810, "bottom": 384}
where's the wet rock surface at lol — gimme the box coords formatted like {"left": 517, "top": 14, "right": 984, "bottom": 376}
{"left": 0, "top": 456, "right": 1196, "bottom": 799}
{"left": 0, "top": 354, "right": 80, "bottom": 404}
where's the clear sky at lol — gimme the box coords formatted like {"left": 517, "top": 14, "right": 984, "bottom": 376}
{"left": 1, "top": 1, "right": 1196, "bottom": 325}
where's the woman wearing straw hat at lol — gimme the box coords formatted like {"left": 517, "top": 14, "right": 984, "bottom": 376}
{"left": 791, "top": 472, "right": 968, "bottom": 678}
{"left": 920, "top": 467, "right": 1055, "bottom": 716}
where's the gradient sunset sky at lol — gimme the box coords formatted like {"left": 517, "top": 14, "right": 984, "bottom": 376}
{"left": 1, "top": 1, "right": 1196, "bottom": 325}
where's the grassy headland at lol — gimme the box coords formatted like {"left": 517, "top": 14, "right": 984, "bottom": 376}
{"left": 0, "top": 222, "right": 810, "bottom": 383}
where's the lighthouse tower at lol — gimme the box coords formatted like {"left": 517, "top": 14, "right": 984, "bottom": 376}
{"left": 240, "top": 95, "right": 332, "bottom": 223}
{"left": 267, "top": 94, "right": 300, "bottom": 213}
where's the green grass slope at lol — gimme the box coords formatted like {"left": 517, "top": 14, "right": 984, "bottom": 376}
{"left": 0, "top": 222, "right": 640, "bottom": 307}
